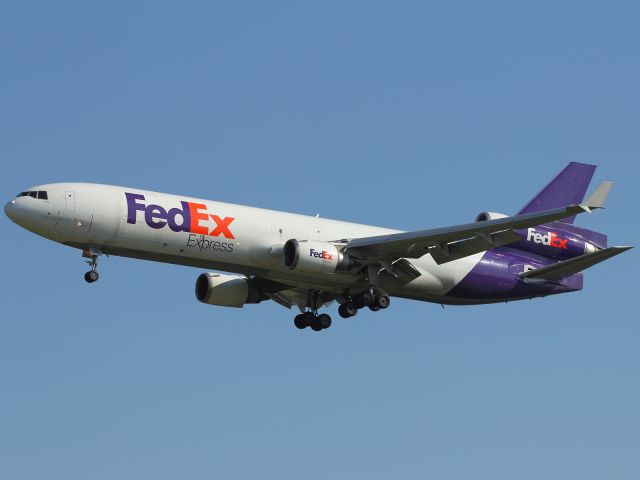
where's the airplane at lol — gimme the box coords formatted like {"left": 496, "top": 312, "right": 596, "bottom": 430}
{"left": 4, "top": 162, "right": 631, "bottom": 332}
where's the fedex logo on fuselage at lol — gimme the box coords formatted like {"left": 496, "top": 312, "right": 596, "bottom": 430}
{"left": 309, "top": 248, "right": 333, "bottom": 261}
{"left": 125, "top": 192, "right": 235, "bottom": 239}
{"left": 526, "top": 227, "right": 567, "bottom": 249}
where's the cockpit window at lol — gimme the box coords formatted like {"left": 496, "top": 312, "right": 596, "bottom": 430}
{"left": 16, "top": 191, "right": 48, "bottom": 200}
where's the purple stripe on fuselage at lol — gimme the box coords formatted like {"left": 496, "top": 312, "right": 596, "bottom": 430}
{"left": 447, "top": 247, "right": 583, "bottom": 301}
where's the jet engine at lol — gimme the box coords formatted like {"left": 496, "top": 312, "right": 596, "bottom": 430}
{"left": 195, "top": 272, "right": 263, "bottom": 307}
{"left": 475, "top": 211, "right": 509, "bottom": 222}
{"left": 283, "top": 239, "right": 352, "bottom": 274}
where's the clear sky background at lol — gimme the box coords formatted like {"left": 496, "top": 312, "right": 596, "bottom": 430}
{"left": 1, "top": 1, "right": 638, "bottom": 479}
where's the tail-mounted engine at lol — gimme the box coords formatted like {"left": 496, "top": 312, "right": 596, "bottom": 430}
{"left": 195, "top": 272, "right": 264, "bottom": 308}
{"left": 283, "top": 239, "right": 352, "bottom": 274}
{"left": 475, "top": 211, "right": 603, "bottom": 260}
{"left": 475, "top": 211, "right": 509, "bottom": 222}
{"left": 513, "top": 224, "right": 601, "bottom": 259}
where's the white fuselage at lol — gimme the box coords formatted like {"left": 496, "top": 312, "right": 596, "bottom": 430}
{"left": 5, "top": 183, "right": 484, "bottom": 303}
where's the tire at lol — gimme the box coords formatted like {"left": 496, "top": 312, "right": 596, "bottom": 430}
{"left": 310, "top": 317, "right": 323, "bottom": 331}
{"left": 294, "top": 314, "right": 307, "bottom": 329}
{"left": 344, "top": 302, "right": 358, "bottom": 317}
{"left": 338, "top": 304, "right": 351, "bottom": 318}
{"left": 354, "top": 292, "right": 373, "bottom": 309}
{"left": 375, "top": 294, "right": 390, "bottom": 309}
{"left": 84, "top": 271, "right": 99, "bottom": 283}
{"left": 369, "top": 304, "right": 380, "bottom": 312}
{"left": 318, "top": 314, "right": 332, "bottom": 329}
{"left": 361, "top": 292, "right": 373, "bottom": 307}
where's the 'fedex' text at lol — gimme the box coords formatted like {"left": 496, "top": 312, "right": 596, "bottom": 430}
{"left": 526, "top": 228, "right": 568, "bottom": 249}
{"left": 125, "top": 193, "right": 236, "bottom": 239}
{"left": 310, "top": 248, "right": 333, "bottom": 260}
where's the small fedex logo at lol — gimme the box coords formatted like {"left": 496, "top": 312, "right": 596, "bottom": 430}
{"left": 526, "top": 227, "right": 568, "bottom": 250}
{"left": 125, "top": 193, "right": 235, "bottom": 239}
{"left": 310, "top": 248, "right": 334, "bottom": 261}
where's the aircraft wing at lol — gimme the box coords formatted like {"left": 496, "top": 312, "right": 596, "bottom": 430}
{"left": 344, "top": 181, "right": 612, "bottom": 265}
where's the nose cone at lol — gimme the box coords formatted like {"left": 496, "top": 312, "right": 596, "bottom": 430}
{"left": 4, "top": 200, "right": 17, "bottom": 223}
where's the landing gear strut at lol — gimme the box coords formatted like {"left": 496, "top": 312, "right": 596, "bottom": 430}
{"left": 83, "top": 249, "right": 100, "bottom": 283}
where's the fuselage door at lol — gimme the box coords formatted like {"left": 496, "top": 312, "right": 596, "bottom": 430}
{"left": 55, "top": 190, "right": 90, "bottom": 242}
{"left": 65, "top": 191, "right": 76, "bottom": 211}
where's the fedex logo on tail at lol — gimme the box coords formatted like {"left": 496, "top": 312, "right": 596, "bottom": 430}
{"left": 310, "top": 248, "right": 333, "bottom": 260}
{"left": 526, "top": 228, "right": 567, "bottom": 249}
{"left": 125, "top": 193, "right": 235, "bottom": 239}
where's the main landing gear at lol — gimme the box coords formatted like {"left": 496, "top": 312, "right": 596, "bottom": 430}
{"left": 338, "top": 291, "right": 390, "bottom": 318}
{"left": 294, "top": 311, "right": 332, "bottom": 331}
{"left": 292, "top": 290, "right": 390, "bottom": 331}
{"left": 83, "top": 249, "right": 100, "bottom": 284}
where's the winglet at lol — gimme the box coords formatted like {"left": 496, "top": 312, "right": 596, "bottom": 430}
{"left": 583, "top": 181, "right": 613, "bottom": 210}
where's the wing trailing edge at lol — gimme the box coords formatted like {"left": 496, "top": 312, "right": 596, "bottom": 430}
{"left": 346, "top": 182, "right": 611, "bottom": 265}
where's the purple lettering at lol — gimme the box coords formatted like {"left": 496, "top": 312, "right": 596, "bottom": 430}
{"left": 126, "top": 193, "right": 146, "bottom": 224}
{"left": 145, "top": 204, "right": 167, "bottom": 229}
{"left": 167, "top": 201, "right": 192, "bottom": 232}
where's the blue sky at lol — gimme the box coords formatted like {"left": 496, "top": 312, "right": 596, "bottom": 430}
{"left": 1, "top": 1, "right": 638, "bottom": 479}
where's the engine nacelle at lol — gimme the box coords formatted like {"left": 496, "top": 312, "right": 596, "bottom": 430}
{"left": 195, "top": 273, "right": 263, "bottom": 308}
{"left": 283, "top": 239, "right": 351, "bottom": 274}
{"left": 475, "top": 211, "right": 509, "bottom": 222}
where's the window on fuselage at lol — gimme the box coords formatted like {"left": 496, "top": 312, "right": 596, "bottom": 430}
{"left": 17, "top": 192, "right": 29, "bottom": 197}
{"left": 28, "top": 191, "right": 37, "bottom": 198}
{"left": 37, "top": 191, "right": 48, "bottom": 200}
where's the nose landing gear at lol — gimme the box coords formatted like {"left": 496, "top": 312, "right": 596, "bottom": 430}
{"left": 83, "top": 248, "right": 101, "bottom": 284}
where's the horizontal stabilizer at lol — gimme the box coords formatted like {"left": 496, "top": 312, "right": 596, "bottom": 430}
{"left": 520, "top": 246, "right": 632, "bottom": 281}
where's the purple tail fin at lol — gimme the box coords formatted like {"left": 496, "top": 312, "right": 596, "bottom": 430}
{"left": 518, "top": 162, "right": 597, "bottom": 224}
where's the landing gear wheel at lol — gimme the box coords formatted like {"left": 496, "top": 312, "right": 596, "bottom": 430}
{"left": 310, "top": 317, "right": 323, "bottom": 331}
{"left": 301, "top": 312, "right": 319, "bottom": 330}
{"left": 294, "top": 314, "right": 307, "bottom": 329}
{"left": 361, "top": 292, "right": 374, "bottom": 307}
{"left": 318, "top": 314, "right": 332, "bottom": 329}
{"left": 344, "top": 302, "right": 358, "bottom": 317}
{"left": 84, "top": 270, "right": 99, "bottom": 283}
{"left": 375, "top": 294, "right": 390, "bottom": 309}
{"left": 369, "top": 304, "right": 380, "bottom": 312}
{"left": 338, "top": 302, "right": 358, "bottom": 318}
{"left": 353, "top": 292, "right": 374, "bottom": 308}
